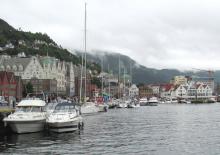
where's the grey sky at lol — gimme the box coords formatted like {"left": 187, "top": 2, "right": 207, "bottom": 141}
{"left": 1, "top": 0, "right": 220, "bottom": 70}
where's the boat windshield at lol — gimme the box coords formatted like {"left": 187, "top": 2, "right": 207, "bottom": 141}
{"left": 16, "top": 107, "right": 32, "bottom": 112}
{"left": 54, "top": 105, "right": 74, "bottom": 113}
{"left": 16, "top": 106, "right": 42, "bottom": 112}
{"left": 46, "top": 102, "right": 58, "bottom": 111}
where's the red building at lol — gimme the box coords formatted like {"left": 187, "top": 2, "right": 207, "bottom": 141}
{"left": 75, "top": 76, "right": 92, "bottom": 99}
{"left": 0, "top": 71, "right": 23, "bottom": 101}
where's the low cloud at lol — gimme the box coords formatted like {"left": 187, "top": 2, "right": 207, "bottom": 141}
{"left": 1, "top": 0, "right": 220, "bottom": 70}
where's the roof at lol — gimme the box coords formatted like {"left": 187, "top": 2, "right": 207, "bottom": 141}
{"left": 39, "top": 56, "right": 56, "bottom": 66}
{"left": 1, "top": 57, "right": 31, "bottom": 70}
{"left": 161, "top": 84, "right": 174, "bottom": 91}
{"left": 17, "top": 99, "right": 46, "bottom": 107}
{"left": 173, "top": 84, "right": 180, "bottom": 91}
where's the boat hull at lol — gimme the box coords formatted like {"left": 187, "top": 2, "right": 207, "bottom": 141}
{"left": 139, "top": 102, "right": 148, "bottom": 106}
{"left": 81, "top": 106, "right": 99, "bottom": 115}
{"left": 97, "top": 105, "right": 108, "bottom": 112}
{"left": 6, "top": 120, "right": 45, "bottom": 134}
{"left": 147, "top": 103, "right": 158, "bottom": 106}
{"left": 47, "top": 119, "right": 83, "bottom": 133}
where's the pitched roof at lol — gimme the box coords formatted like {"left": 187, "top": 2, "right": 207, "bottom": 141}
{"left": 1, "top": 57, "right": 31, "bottom": 70}
{"left": 161, "top": 84, "right": 174, "bottom": 91}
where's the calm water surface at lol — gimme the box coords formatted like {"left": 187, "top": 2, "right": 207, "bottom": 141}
{"left": 1, "top": 103, "right": 220, "bottom": 155}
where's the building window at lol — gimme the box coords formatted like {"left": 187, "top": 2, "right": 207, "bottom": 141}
{"left": 6, "top": 65, "right": 11, "bottom": 70}
{"left": 19, "top": 65, "right": 23, "bottom": 71}
{"left": 12, "top": 65, "right": 17, "bottom": 71}
{"left": 0, "top": 66, "right": 5, "bottom": 70}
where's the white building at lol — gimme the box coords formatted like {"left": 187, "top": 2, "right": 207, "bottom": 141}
{"left": 129, "top": 84, "right": 139, "bottom": 97}
{"left": 161, "top": 82, "right": 213, "bottom": 99}
{"left": 0, "top": 55, "right": 75, "bottom": 95}
{"left": 0, "top": 56, "right": 44, "bottom": 79}
{"left": 172, "top": 84, "right": 188, "bottom": 98}
{"left": 149, "top": 85, "right": 160, "bottom": 96}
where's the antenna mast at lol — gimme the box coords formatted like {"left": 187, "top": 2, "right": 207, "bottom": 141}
{"left": 84, "top": 2, "right": 87, "bottom": 103}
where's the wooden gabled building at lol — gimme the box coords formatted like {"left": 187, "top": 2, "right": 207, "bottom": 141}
{"left": 0, "top": 71, "right": 23, "bottom": 101}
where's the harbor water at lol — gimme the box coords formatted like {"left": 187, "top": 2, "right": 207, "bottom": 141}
{"left": 1, "top": 103, "right": 220, "bottom": 155}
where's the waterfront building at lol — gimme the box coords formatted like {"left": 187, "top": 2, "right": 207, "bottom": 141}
{"left": 172, "top": 84, "right": 188, "bottom": 98}
{"left": 74, "top": 68, "right": 93, "bottom": 99}
{"left": 0, "top": 56, "right": 45, "bottom": 79}
{"left": 22, "top": 78, "right": 57, "bottom": 95}
{"left": 66, "top": 62, "right": 75, "bottom": 97}
{"left": 129, "top": 84, "right": 139, "bottom": 97}
{"left": 0, "top": 71, "right": 23, "bottom": 101}
{"left": 138, "top": 85, "right": 153, "bottom": 98}
{"left": 171, "top": 76, "right": 188, "bottom": 85}
{"left": 160, "top": 84, "right": 174, "bottom": 99}
{"left": 160, "top": 82, "right": 213, "bottom": 100}
{"left": 148, "top": 84, "right": 160, "bottom": 97}
{"left": 0, "top": 55, "right": 76, "bottom": 95}
{"left": 39, "top": 56, "right": 66, "bottom": 94}
{"left": 195, "top": 83, "right": 212, "bottom": 99}
{"left": 192, "top": 77, "right": 214, "bottom": 94}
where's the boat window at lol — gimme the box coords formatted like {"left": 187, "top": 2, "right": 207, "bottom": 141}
{"left": 31, "top": 107, "right": 41, "bottom": 112}
{"left": 54, "top": 105, "right": 74, "bottom": 113}
{"left": 16, "top": 107, "right": 32, "bottom": 112}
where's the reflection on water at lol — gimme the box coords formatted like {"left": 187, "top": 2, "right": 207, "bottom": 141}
{"left": 1, "top": 104, "right": 220, "bottom": 154}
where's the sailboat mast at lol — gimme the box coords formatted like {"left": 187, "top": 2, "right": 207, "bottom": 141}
{"left": 118, "top": 55, "right": 121, "bottom": 98}
{"left": 101, "top": 57, "right": 103, "bottom": 97}
{"left": 108, "top": 64, "right": 110, "bottom": 98}
{"left": 130, "top": 62, "right": 132, "bottom": 87}
{"left": 84, "top": 2, "right": 87, "bottom": 103}
{"left": 123, "top": 68, "right": 125, "bottom": 97}
{"left": 79, "top": 39, "right": 84, "bottom": 103}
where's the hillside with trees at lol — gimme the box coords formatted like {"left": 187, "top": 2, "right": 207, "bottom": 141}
{"left": 0, "top": 18, "right": 100, "bottom": 73}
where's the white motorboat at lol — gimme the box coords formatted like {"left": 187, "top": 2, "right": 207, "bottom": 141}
{"left": 171, "top": 98, "right": 178, "bottom": 104}
{"left": 96, "top": 103, "right": 108, "bottom": 112}
{"left": 45, "top": 101, "right": 58, "bottom": 116}
{"left": 127, "top": 99, "right": 140, "bottom": 108}
{"left": 180, "top": 99, "right": 191, "bottom": 104}
{"left": 128, "top": 103, "right": 141, "bottom": 108}
{"left": 117, "top": 103, "right": 127, "bottom": 108}
{"left": 117, "top": 100, "right": 128, "bottom": 108}
{"left": 3, "top": 99, "right": 46, "bottom": 134}
{"left": 164, "top": 98, "right": 171, "bottom": 104}
{"left": 46, "top": 102, "right": 83, "bottom": 133}
{"left": 139, "top": 97, "right": 148, "bottom": 106}
{"left": 148, "top": 97, "right": 158, "bottom": 106}
{"left": 80, "top": 102, "right": 99, "bottom": 115}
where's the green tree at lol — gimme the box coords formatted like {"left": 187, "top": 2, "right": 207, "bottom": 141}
{"left": 26, "top": 82, "right": 33, "bottom": 94}
{"left": 91, "top": 77, "right": 101, "bottom": 88}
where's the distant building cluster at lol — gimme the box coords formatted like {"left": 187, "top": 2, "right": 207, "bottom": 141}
{"left": 0, "top": 53, "right": 76, "bottom": 98}
{"left": 0, "top": 52, "right": 215, "bottom": 103}
{"left": 139, "top": 75, "right": 214, "bottom": 100}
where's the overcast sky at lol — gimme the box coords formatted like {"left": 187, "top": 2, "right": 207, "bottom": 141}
{"left": 1, "top": 0, "right": 220, "bottom": 70}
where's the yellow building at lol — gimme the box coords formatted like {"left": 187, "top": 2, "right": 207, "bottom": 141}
{"left": 171, "top": 76, "right": 187, "bottom": 85}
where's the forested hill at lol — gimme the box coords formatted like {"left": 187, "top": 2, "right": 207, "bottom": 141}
{"left": 0, "top": 18, "right": 100, "bottom": 73}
